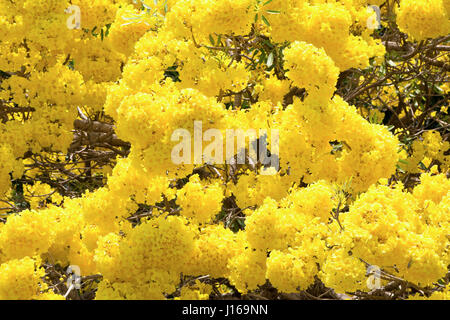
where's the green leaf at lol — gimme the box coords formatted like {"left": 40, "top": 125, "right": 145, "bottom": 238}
{"left": 261, "top": 15, "right": 270, "bottom": 26}
{"left": 266, "top": 10, "right": 280, "bottom": 14}
{"left": 418, "top": 162, "right": 427, "bottom": 170}
{"left": 68, "top": 59, "right": 75, "bottom": 71}
{"left": 263, "top": 0, "right": 273, "bottom": 5}
{"left": 209, "top": 34, "right": 215, "bottom": 46}
{"left": 258, "top": 51, "right": 266, "bottom": 64}
{"left": 387, "top": 60, "right": 396, "bottom": 67}
{"left": 262, "top": 39, "right": 274, "bottom": 48}
{"left": 370, "top": 112, "right": 379, "bottom": 123}
{"left": 122, "top": 16, "right": 141, "bottom": 20}
{"left": 266, "top": 52, "right": 274, "bottom": 68}
{"left": 254, "top": 13, "right": 258, "bottom": 23}
{"left": 434, "top": 84, "right": 444, "bottom": 94}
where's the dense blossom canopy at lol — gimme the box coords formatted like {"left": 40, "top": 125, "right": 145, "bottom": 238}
{"left": 0, "top": 0, "right": 448, "bottom": 300}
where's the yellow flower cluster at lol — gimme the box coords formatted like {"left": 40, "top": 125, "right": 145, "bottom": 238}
{"left": 176, "top": 174, "right": 224, "bottom": 223}
{"left": 240, "top": 182, "right": 332, "bottom": 292}
{"left": 0, "top": 209, "right": 58, "bottom": 261}
{"left": 107, "top": 4, "right": 162, "bottom": 57}
{"left": 168, "top": 0, "right": 255, "bottom": 41}
{"left": 323, "top": 174, "right": 450, "bottom": 289}
{"left": 94, "top": 215, "right": 195, "bottom": 299}
{"left": 409, "top": 287, "right": 450, "bottom": 300}
{"left": 284, "top": 41, "right": 340, "bottom": 104}
{"left": 184, "top": 225, "right": 245, "bottom": 279}
{"left": 176, "top": 280, "right": 213, "bottom": 300}
{"left": 227, "top": 247, "right": 267, "bottom": 293}
{"left": 0, "top": 257, "right": 46, "bottom": 300}
{"left": 264, "top": 1, "right": 386, "bottom": 70}
{"left": 396, "top": 0, "right": 450, "bottom": 41}
{"left": 231, "top": 171, "right": 293, "bottom": 210}
{"left": 399, "top": 130, "right": 450, "bottom": 174}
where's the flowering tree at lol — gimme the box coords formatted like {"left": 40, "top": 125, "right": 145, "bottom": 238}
{"left": 0, "top": 0, "right": 448, "bottom": 300}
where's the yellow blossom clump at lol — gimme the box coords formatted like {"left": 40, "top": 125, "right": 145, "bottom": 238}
{"left": 258, "top": 75, "right": 291, "bottom": 105}
{"left": 0, "top": 145, "right": 17, "bottom": 196}
{"left": 95, "top": 278, "right": 173, "bottom": 300}
{"left": 409, "top": 287, "right": 450, "bottom": 300}
{"left": 94, "top": 215, "right": 196, "bottom": 299}
{"left": 284, "top": 41, "right": 340, "bottom": 104}
{"left": 336, "top": 182, "right": 449, "bottom": 287}
{"left": 24, "top": 182, "right": 54, "bottom": 210}
{"left": 0, "top": 257, "right": 46, "bottom": 300}
{"left": 176, "top": 280, "right": 213, "bottom": 300}
{"left": 266, "top": 248, "right": 319, "bottom": 292}
{"left": 0, "top": 209, "right": 58, "bottom": 260}
{"left": 245, "top": 198, "right": 299, "bottom": 251}
{"left": 168, "top": 0, "right": 255, "bottom": 41}
{"left": 176, "top": 174, "right": 223, "bottom": 223}
{"left": 413, "top": 173, "right": 450, "bottom": 207}
{"left": 396, "top": 0, "right": 450, "bottom": 41}
{"left": 107, "top": 4, "right": 162, "bottom": 57}
{"left": 33, "top": 291, "right": 66, "bottom": 300}
{"left": 280, "top": 181, "right": 335, "bottom": 222}
{"left": 227, "top": 247, "right": 267, "bottom": 294}
{"left": 71, "top": 0, "right": 123, "bottom": 30}
{"left": 184, "top": 225, "right": 245, "bottom": 279}
{"left": 319, "top": 248, "right": 368, "bottom": 294}
{"left": 120, "top": 215, "right": 196, "bottom": 273}
{"left": 231, "top": 171, "right": 293, "bottom": 211}
{"left": 399, "top": 130, "right": 450, "bottom": 174}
